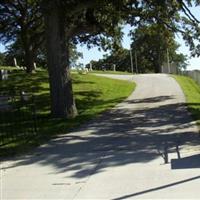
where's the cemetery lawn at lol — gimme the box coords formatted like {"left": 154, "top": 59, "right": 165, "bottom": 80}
{"left": 0, "top": 68, "right": 135, "bottom": 157}
{"left": 173, "top": 75, "right": 200, "bottom": 130}
{"left": 90, "top": 70, "right": 133, "bottom": 75}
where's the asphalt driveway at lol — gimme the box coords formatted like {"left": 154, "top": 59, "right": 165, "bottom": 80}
{"left": 1, "top": 74, "right": 199, "bottom": 199}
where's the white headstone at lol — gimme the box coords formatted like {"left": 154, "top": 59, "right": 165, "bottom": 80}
{"left": 14, "top": 57, "right": 20, "bottom": 69}
{"left": 0, "top": 69, "right": 8, "bottom": 80}
{"left": 90, "top": 62, "right": 93, "bottom": 71}
{"left": 33, "top": 62, "right": 37, "bottom": 70}
{"left": 113, "top": 64, "right": 116, "bottom": 71}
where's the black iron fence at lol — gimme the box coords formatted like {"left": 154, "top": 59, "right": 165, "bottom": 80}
{"left": 0, "top": 91, "right": 37, "bottom": 146}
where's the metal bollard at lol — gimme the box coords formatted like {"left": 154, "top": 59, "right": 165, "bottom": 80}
{"left": 164, "top": 142, "right": 168, "bottom": 164}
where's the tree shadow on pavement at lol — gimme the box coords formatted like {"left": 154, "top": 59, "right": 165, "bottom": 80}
{"left": 2, "top": 95, "right": 200, "bottom": 180}
{"left": 112, "top": 175, "right": 200, "bottom": 200}
{"left": 125, "top": 95, "right": 175, "bottom": 104}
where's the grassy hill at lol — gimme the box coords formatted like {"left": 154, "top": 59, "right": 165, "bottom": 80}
{"left": 173, "top": 75, "right": 200, "bottom": 131}
{"left": 0, "top": 68, "right": 135, "bottom": 156}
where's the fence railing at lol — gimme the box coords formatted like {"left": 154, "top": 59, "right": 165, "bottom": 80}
{"left": 0, "top": 91, "right": 37, "bottom": 146}
{"left": 184, "top": 70, "right": 200, "bottom": 85}
{"left": 161, "top": 63, "right": 200, "bottom": 85}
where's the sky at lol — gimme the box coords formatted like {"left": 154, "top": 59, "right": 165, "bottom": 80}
{"left": 0, "top": 4, "right": 199, "bottom": 71}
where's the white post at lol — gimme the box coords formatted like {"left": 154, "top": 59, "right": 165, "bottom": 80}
{"left": 130, "top": 47, "right": 133, "bottom": 74}
{"left": 135, "top": 51, "right": 138, "bottom": 74}
{"left": 90, "top": 62, "right": 93, "bottom": 71}
{"left": 167, "top": 48, "right": 170, "bottom": 74}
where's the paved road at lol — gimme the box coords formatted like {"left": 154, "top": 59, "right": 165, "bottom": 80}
{"left": 1, "top": 74, "right": 200, "bottom": 199}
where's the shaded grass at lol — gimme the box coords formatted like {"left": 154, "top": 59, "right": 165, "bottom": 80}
{"left": 0, "top": 66, "right": 18, "bottom": 71}
{"left": 173, "top": 75, "right": 200, "bottom": 130}
{"left": 0, "top": 68, "right": 135, "bottom": 157}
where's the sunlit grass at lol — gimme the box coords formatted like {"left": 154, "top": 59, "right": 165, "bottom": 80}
{"left": 90, "top": 70, "right": 133, "bottom": 75}
{"left": 173, "top": 75, "right": 200, "bottom": 130}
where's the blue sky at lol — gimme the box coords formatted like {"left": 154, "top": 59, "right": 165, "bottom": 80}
{"left": 0, "top": 43, "right": 5, "bottom": 52}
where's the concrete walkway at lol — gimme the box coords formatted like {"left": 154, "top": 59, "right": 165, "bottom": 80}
{"left": 1, "top": 74, "right": 200, "bottom": 199}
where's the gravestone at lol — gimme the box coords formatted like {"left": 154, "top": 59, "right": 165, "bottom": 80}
{"left": 113, "top": 64, "right": 116, "bottom": 71}
{"left": 0, "top": 96, "right": 12, "bottom": 111}
{"left": 0, "top": 69, "right": 8, "bottom": 81}
{"left": 89, "top": 62, "right": 93, "bottom": 71}
{"left": 14, "top": 57, "right": 20, "bottom": 69}
{"left": 33, "top": 62, "right": 37, "bottom": 70}
{"left": 20, "top": 91, "right": 29, "bottom": 102}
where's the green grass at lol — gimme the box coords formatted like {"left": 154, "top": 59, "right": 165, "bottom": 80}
{"left": 0, "top": 67, "right": 135, "bottom": 157}
{"left": 173, "top": 75, "right": 200, "bottom": 130}
{"left": 90, "top": 70, "right": 133, "bottom": 75}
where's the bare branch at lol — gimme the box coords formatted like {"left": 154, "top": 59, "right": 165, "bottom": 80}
{"left": 177, "top": 0, "right": 200, "bottom": 24}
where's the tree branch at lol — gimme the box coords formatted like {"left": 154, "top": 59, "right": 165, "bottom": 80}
{"left": 177, "top": 0, "right": 200, "bottom": 24}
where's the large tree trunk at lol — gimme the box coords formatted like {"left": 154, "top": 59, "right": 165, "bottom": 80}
{"left": 44, "top": 1, "right": 78, "bottom": 118}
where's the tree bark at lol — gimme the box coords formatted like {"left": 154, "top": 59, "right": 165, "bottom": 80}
{"left": 44, "top": 1, "right": 78, "bottom": 118}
